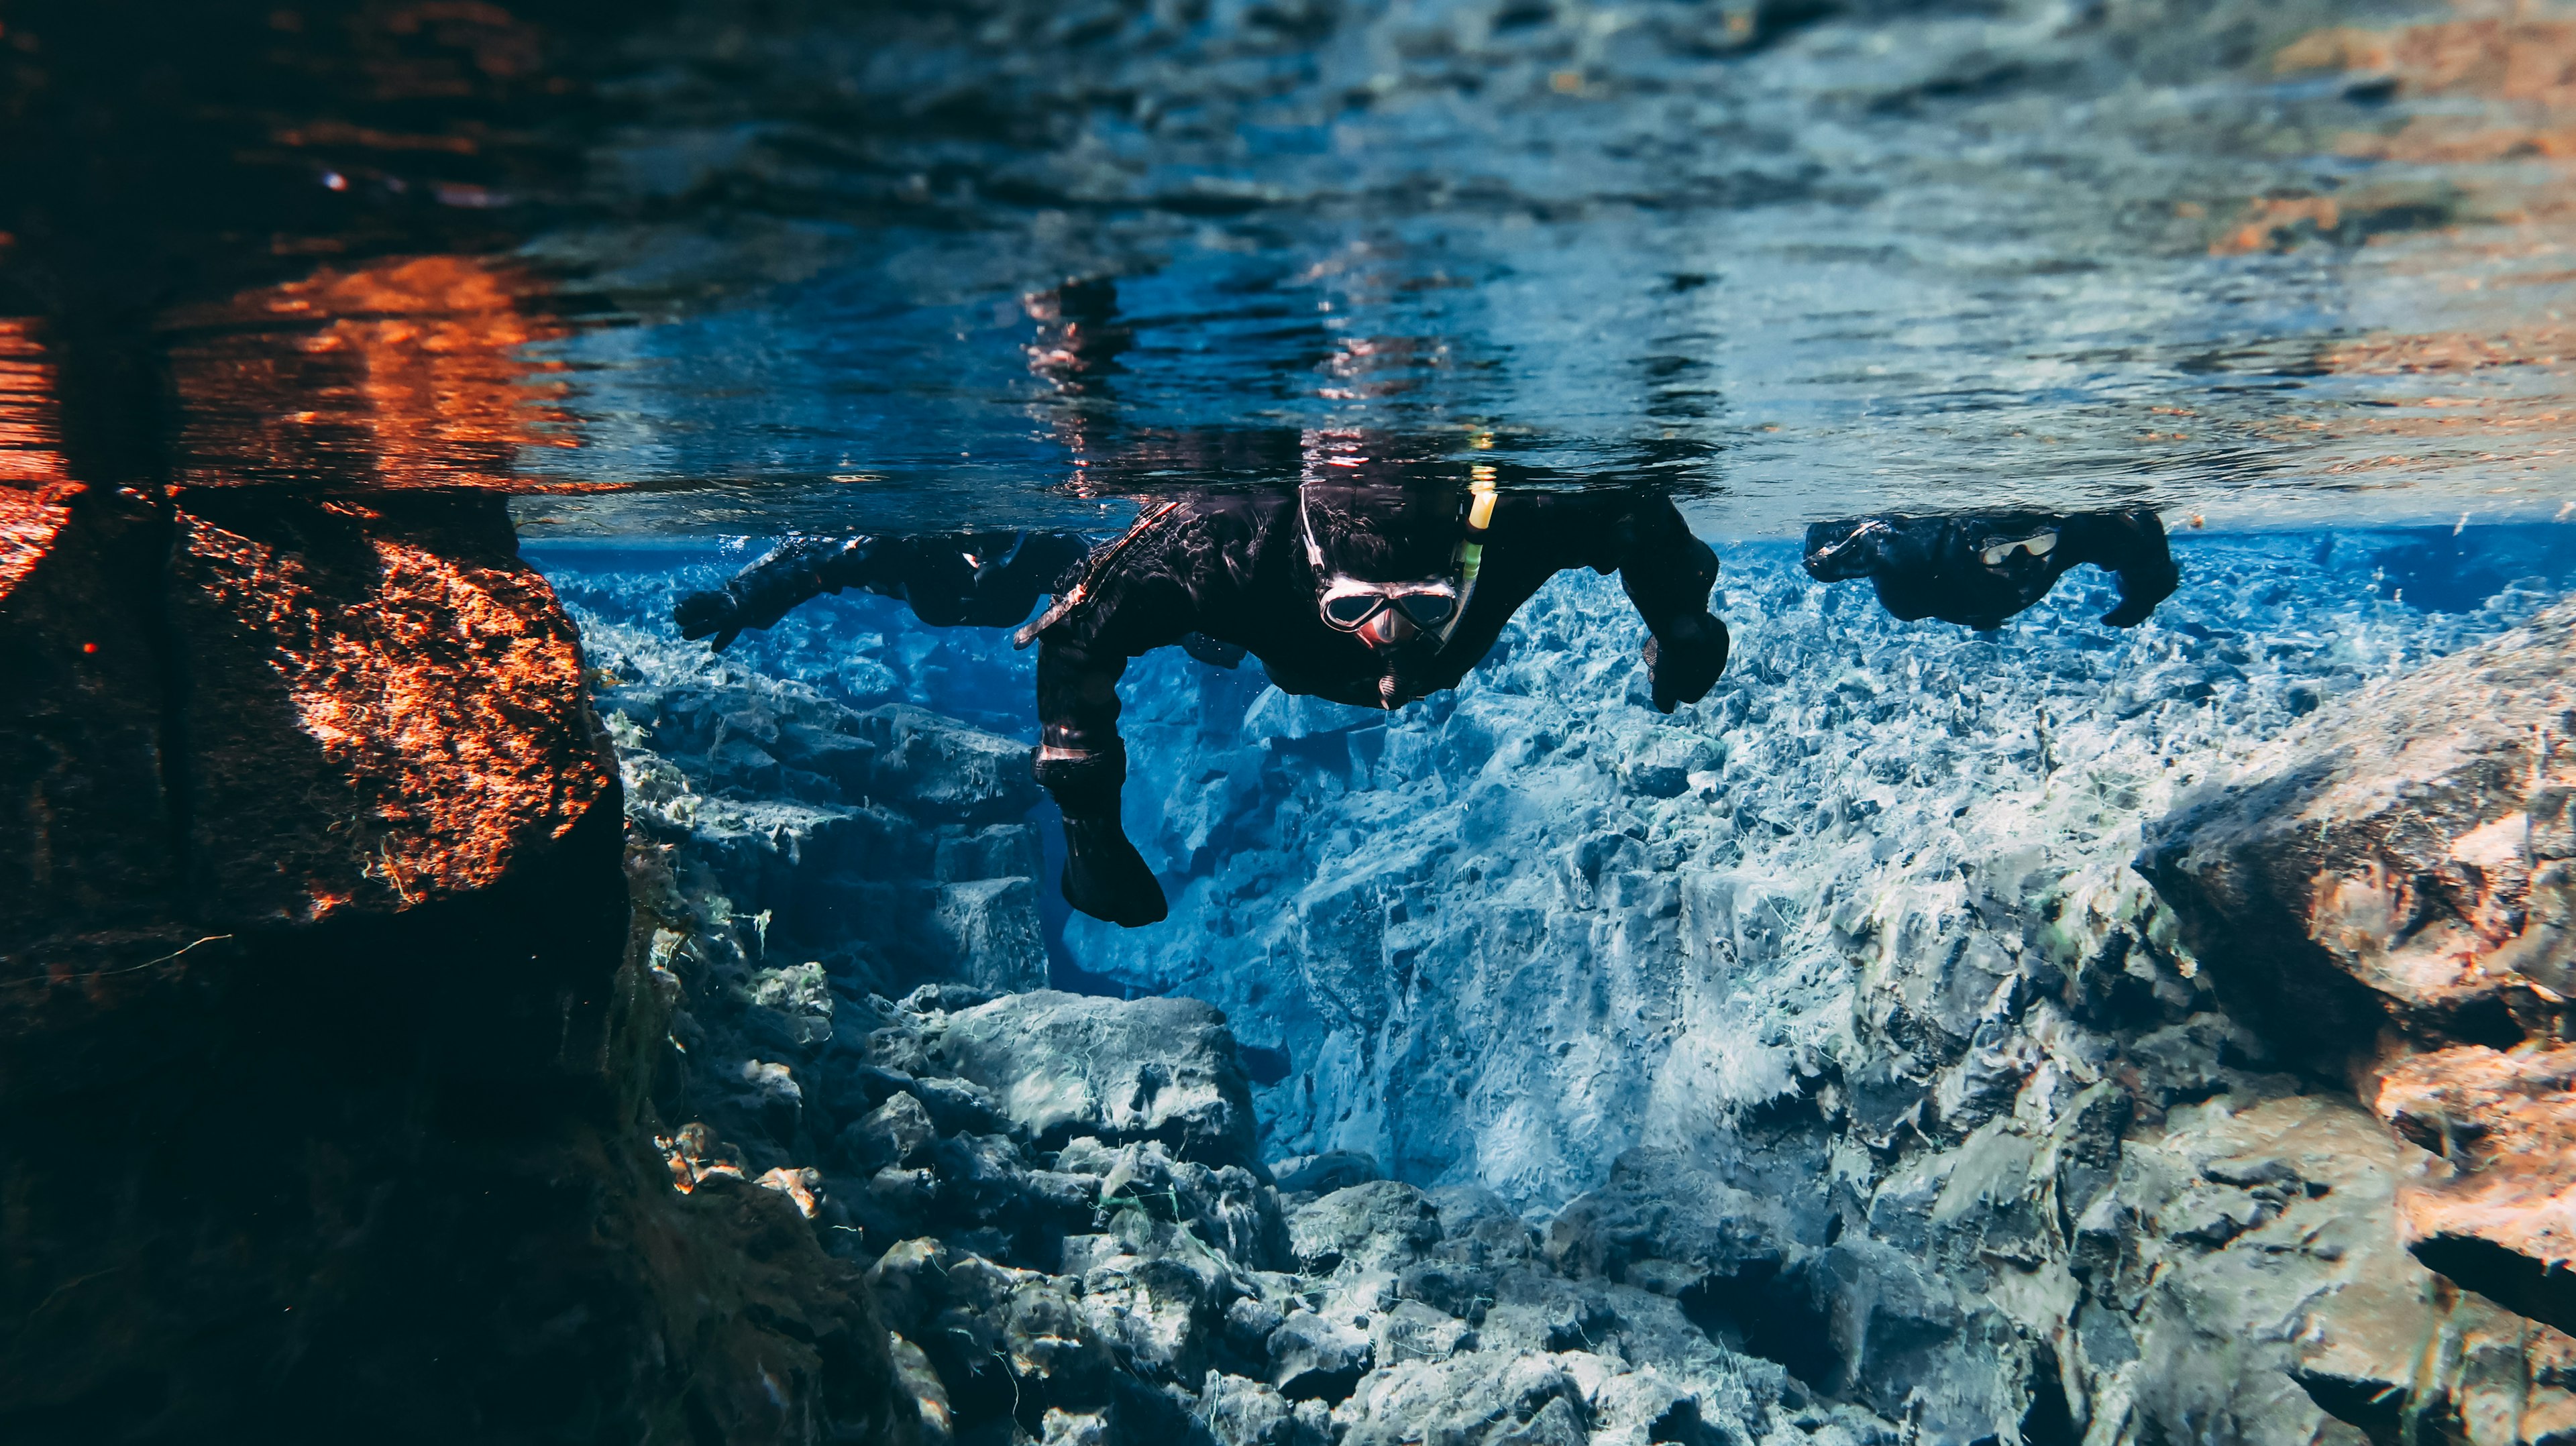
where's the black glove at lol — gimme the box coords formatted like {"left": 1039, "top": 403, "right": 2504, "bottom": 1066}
{"left": 674, "top": 589, "right": 743, "bottom": 652}
{"left": 1644, "top": 613, "right": 1729, "bottom": 713}
{"left": 2100, "top": 557, "right": 2180, "bottom": 627}
{"left": 1061, "top": 816, "right": 1167, "bottom": 927}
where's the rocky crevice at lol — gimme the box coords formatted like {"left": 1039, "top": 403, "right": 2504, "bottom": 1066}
{"left": 559, "top": 535, "right": 2576, "bottom": 1446}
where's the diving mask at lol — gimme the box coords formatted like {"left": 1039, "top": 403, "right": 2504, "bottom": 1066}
{"left": 1297, "top": 471, "right": 1494, "bottom": 652}
{"left": 1317, "top": 579, "right": 1461, "bottom": 634}
{"left": 1978, "top": 531, "right": 2059, "bottom": 567}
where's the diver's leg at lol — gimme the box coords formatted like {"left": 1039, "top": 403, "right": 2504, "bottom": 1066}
{"left": 1034, "top": 639, "right": 1166, "bottom": 927}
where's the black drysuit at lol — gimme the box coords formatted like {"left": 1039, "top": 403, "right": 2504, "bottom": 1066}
{"left": 678, "top": 486, "right": 1729, "bottom": 928}
{"left": 1801, "top": 510, "right": 2180, "bottom": 630}
{"left": 1026, "top": 484, "right": 1727, "bottom": 925}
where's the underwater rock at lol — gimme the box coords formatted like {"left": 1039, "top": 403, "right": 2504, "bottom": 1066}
{"left": 2376, "top": 1044, "right": 2576, "bottom": 1336}
{"left": 1333, "top": 1351, "right": 1590, "bottom": 1445}
{"left": 649, "top": 915, "right": 1843, "bottom": 1445}
{"left": 584, "top": 613, "right": 1048, "bottom": 997}
{"left": 0, "top": 490, "right": 910, "bottom": 1441}
{"left": 2097, "top": 1091, "right": 2576, "bottom": 1446}
{"left": 3, "top": 490, "right": 614, "bottom": 946}
{"left": 926, "top": 989, "right": 1265, "bottom": 1169}
{"left": 2141, "top": 598, "right": 2576, "bottom": 1327}
{"left": 550, "top": 540, "right": 2576, "bottom": 1446}
{"left": 2141, "top": 597, "right": 2575, "bottom": 1054}
{"left": 1287, "top": 1180, "right": 1445, "bottom": 1274}
{"left": 1199, "top": 1372, "right": 1334, "bottom": 1446}
{"left": 1032, "top": 544, "right": 2576, "bottom": 1443}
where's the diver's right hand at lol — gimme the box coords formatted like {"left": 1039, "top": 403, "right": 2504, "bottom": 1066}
{"left": 674, "top": 589, "right": 743, "bottom": 652}
{"left": 1061, "top": 816, "right": 1168, "bottom": 928}
{"left": 1645, "top": 612, "right": 1730, "bottom": 712}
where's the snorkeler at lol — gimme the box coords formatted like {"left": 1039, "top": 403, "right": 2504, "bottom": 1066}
{"left": 674, "top": 471, "right": 1729, "bottom": 928}
{"left": 1801, "top": 508, "right": 2179, "bottom": 630}
{"left": 674, "top": 531, "right": 1094, "bottom": 648}
{"left": 1020, "top": 469, "right": 1729, "bottom": 926}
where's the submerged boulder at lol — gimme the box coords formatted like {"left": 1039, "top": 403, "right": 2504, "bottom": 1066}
{"left": 2141, "top": 598, "right": 2575, "bottom": 1054}
{"left": 925, "top": 990, "right": 1265, "bottom": 1169}
{"left": 2141, "top": 598, "right": 2576, "bottom": 1332}
{"left": 0, "top": 488, "right": 910, "bottom": 1441}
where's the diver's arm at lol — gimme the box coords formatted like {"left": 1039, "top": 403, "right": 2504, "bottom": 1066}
{"left": 675, "top": 535, "right": 880, "bottom": 650}
{"left": 1609, "top": 498, "right": 1731, "bottom": 712}
{"left": 2066, "top": 510, "right": 2179, "bottom": 627}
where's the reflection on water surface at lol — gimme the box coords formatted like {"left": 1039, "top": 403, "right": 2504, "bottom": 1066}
{"left": 4, "top": 0, "right": 2576, "bottom": 528}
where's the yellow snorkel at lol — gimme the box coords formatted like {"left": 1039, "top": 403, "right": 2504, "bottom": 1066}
{"left": 1438, "top": 464, "right": 1497, "bottom": 648}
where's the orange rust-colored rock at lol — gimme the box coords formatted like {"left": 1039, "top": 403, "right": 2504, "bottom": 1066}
{"left": 2379, "top": 1043, "right": 2576, "bottom": 1333}
{"left": 0, "top": 482, "right": 79, "bottom": 604}
{"left": 2277, "top": 15, "right": 2576, "bottom": 107}
{"left": 171, "top": 491, "right": 612, "bottom": 924}
{"left": 2142, "top": 598, "right": 2576, "bottom": 1333}
{"left": 0, "top": 483, "right": 914, "bottom": 1442}
{"left": 3, "top": 486, "right": 614, "bottom": 945}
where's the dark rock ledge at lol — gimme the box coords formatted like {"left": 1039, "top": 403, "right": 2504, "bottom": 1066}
{"left": 1, "top": 483, "right": 911, "bottom": 1443}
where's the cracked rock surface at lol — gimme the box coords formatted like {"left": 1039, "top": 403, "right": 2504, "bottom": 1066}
{"left": 547, "top": 534, "right": 2576, "bottom": 1445}
{"left": 2143, "top": 598, "right": 2576, "bottom": 1339}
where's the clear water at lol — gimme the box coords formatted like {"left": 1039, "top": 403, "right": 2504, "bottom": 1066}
{"left": 10, "top": 0, "right": 2576, "bottom": 1438}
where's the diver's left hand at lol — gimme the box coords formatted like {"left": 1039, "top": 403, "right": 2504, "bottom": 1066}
{"left": 1645, "top": 613, "right": 1729, "bottom": 712}
{"left": 674, "top": 589, "right": 743, "bottom": 651}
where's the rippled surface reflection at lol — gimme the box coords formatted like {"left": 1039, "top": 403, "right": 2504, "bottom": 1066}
{"left": 2, "top": 0, "right": 2573, "bottom": 537}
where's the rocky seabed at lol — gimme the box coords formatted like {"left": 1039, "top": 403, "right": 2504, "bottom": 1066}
{"left": 555, "top": 535, "right": 2576, "bottom": 1446}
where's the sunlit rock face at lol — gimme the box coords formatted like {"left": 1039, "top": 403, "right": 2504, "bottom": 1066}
{"left": 0, "top": 489, "right": 910, "bottom": 1443}
{"left": 1, "top": 486, "right": 616, "bottom": 962}
{"left": 2143, "top": 598, "right": 2576, "bottom": 1335}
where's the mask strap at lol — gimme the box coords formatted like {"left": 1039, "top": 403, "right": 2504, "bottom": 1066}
{"left": 1299, "top": 486, "right": 1328, "bottom": 573}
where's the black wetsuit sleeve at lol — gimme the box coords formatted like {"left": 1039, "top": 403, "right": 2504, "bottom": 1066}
{"left": 900, "top": 531, "right": 1095, "bottom": 629}
{"left": 1428, "top": 491, "right": 1721, "bottom": 667}
{"left": 2063, "top": 510, "right": 2179, "bottom": 626}
{"left": 718, "top": 535, "right": 883, "bottom": 631}
{"left": 1608, "top": 494, "right": 1724, "bottom": 638}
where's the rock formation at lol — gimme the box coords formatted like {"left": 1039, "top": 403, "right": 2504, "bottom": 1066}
{"left": 539, "top": 533, "right": 2576, "bottom": 1446}
{"left": 2143, "top": 597, "right": 2576, "bottom": 1337}
{"left": 0, "top": 484, "right": 911, "bottom": 1443}
{"left": 581, "top": 611, "right": 1051, "bottom": 1001}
